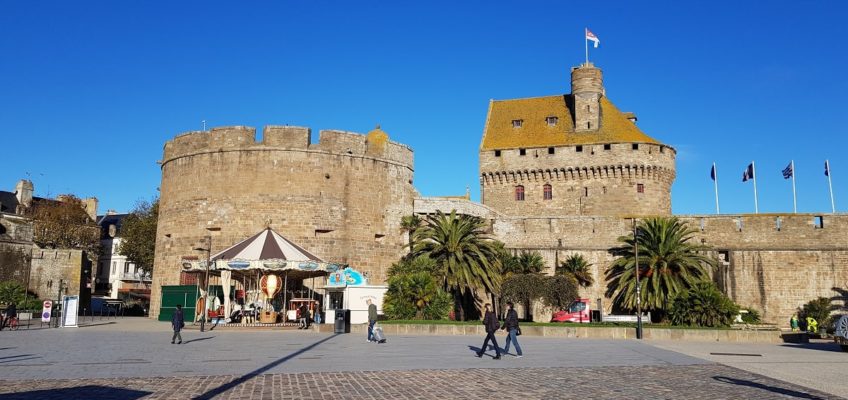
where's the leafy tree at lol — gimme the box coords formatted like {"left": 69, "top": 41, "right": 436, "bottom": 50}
{"left": 28, "top": 194, "right": 100, "bottom": 260}
{"left": 400, "top": 215, "right": 422, "bottom": 253}
{"left": 606, "top": 217, "right": 714, "bottom": 317}
{"left": 668, "top": 282, "right": 739, "bottom": 327}
{"left": 0, "top": 281, "right": 40, "bottom": 310}
{"left": 387, "top": 254, "right": 442, "bottom": 278}
{"left": 500, "top": 273, "right": 546, "bottom": 321}
{"left": 411, "top": 210, "right": 502, "bottom": 320}
{"left": 383, "top": 271, "right": 452, "bottom": 320}
{"left": 118, "top": 199, "right": 159, "bottom": 274}
{"left": 557, "top": 254, "right": 594, "bottom": 288}
{"left": 541, "top": 274, "right": 579, "bottom": 311}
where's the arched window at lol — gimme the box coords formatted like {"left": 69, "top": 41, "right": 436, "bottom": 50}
{"left": 543, "top": 184, "right": 552, "bottom": 200}
{"left": 515, "top": 185, "right": 525, "bottom": 201}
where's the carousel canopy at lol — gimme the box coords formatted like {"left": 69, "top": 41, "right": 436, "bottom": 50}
{"left": 182, "top": 228, "right": 339, "bottom": 276}
{"left": 211, "top": 228, "right": 322, "bottom": 262}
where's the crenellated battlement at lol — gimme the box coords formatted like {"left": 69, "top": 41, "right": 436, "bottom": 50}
{"left": 162, "top": 125, "right": 414, "bottom": 169}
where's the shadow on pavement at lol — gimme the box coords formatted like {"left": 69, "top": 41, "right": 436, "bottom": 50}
{"left": 713, "top": 376, "right": 824, "bottom": 400}
{"left": 78, "top": 322, "right": 118, "bottom": 328}
{"left": 780, "top": 342, "right": 845, "bottom": 353}
{"left": 0, "top": 354, "right": 34, "bottom": 361}
{"left": 192, "top": 334, "right": 339, "bottom": 400}
{"left": 182, "top": 336, "right": 215, "bottom": 344}
{"left": 0, "top": 385, "right": 150, "bottom": 400}
{"left": 467, "top": 345, "right": 501, "bottom": 358}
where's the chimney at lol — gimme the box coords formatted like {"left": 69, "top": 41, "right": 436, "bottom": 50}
{"left": 83, "top": 197, "right": 98, "bottom": 222}
{"left": 14, "top": 180, "right": 33, "bottom": 213}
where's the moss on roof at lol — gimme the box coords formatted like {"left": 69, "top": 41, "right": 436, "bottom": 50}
{"left": 480, "top": 95, "right": 661, "bottom": 150}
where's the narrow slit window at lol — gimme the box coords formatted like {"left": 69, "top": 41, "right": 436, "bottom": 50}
{"left": 776, "top": 217, "right": 782, "bottom": 231}
{"left": 584, "top": 187, "right": 589, "bottom": 197}
{"left": 587, "top": 122, "right": 592, "bottom": 129}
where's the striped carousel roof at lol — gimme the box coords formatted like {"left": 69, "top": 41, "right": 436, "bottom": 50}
{"left": 211, "top": 228, "right": 323, "bottom": 262}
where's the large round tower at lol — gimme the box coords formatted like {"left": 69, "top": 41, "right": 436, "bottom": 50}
{"left": 149, "top": 125, "right": 415, "bottom": 318}
{"left": 478, "top": 63, "right": 676, "bottom": 217}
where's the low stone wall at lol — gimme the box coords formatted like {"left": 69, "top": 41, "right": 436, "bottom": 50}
{"left": 318, "top": 323, "right": 782, "bottom": 343}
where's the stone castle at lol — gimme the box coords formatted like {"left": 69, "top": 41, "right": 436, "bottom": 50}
{"left": 150, "top": 63, "right": 847, "bottom": 324}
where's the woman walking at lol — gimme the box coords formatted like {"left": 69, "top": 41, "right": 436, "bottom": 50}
{"left": 475, "top": 303, "right": 501, "bottom": 360}
{"left": 171, "top": 304, "right": 185, "bottom": 344}
{"left": 501, "top": 302, "right": 522, "bottom": 358}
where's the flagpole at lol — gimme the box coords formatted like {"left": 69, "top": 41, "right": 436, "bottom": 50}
{"left": 752, "top": 161, "right": 759, "bottom": 214}
{"left": 713, "top": 162, "right": 720, "bottom": 214}
{"left": 827, "top": 160, "right": 835, "bottom": 213}
{"left": 584, "top": 28, "right": 589, "bottom": 65}
{"left": 791, "top": 160, "right": 797, "bottom": 213}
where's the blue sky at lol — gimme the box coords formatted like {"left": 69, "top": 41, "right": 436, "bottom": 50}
{"left": 1, "top": 1, "right": 845, "bottom": 215}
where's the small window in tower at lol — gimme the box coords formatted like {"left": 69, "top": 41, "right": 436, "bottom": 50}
{"left": 548, "top": 147, "right": 555, "bottom": 155}
{"left": 576, "top": 145, "right": 583, "bottom": 153}
{"left": 584, "top": 187, "right": 589, "bottom": 197}
{"left": 587, "top": 122, "right": 592, "bottom": 129}
{"left": 543, "top": 184, "right": 552, "bottom": 200}
{"left": 519, "top": 148, "right": 526, "bottom": 156}
{"left": 494, "top": 150, "right": 501, "bottom": 157}
{"left": 515, "top": 185, "right": 525, "bottom": 201}
{"left": 512, "top": 119, "right": 523, "bottom": 128}
{"left": 637, "top": 183, "right": 644, "bottom": 193}
{"left": 586, "top": 105, "right": 590, "bottom": 112}
{"left": 632, "top": 143, "right": 639, "bottom": 150}
{"left": 546, "top": 116, "right": 558, "bottom": 126}
{"left": 604, "top": 144, "right": 611, "bottom": 150}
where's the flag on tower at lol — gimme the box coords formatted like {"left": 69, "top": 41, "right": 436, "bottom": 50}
{"left": 782, "top": 162, "right": 793, "bottom": 179}
{"left": 825, "top": 160, "right": 831, "bottom": 176}
{"left": 742, "top": 163, "right": 754, "bottom": 182}
{"left": 586, "top": 28, "right": 600, "bottom": 48}
{"left": 710, "top": 164, "right": 716, "bottom": 181}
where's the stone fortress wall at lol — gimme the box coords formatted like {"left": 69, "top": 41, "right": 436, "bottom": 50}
{"left": 150, "top": 125, "right": 415, "bottom": 318}
{"left": 480, "top": 141, "right": 676, "bottom": 217}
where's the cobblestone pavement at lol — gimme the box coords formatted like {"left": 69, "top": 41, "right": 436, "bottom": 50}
{"left": 0, "top": 364, "right": 840, "bottom": 399}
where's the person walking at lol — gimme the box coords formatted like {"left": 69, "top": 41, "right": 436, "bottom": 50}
{"left": 501, "top": 302, "right": 522, "bottom": 358}
{"left": 476, "top": 303, "right": 501, "bottom": 360}
{"left": 171, "top": 304, "right": 185, "bottom": 344}
{"left": 302, "top": 304, "right": 311, "bottom": 330}
{"left": 367, "top": 299, "right": 378, "bottom": 342}
{"left": 1, "top": 302, "right": 16, "bottom": 331}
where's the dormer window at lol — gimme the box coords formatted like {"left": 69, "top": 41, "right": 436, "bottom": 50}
{"left": 546, "top": 116, "right": 558, "bottom": 126}
{"left": 512, "top": 119, "right": 523, "bottom": 128}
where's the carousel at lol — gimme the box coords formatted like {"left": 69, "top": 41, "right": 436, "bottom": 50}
{"left": 181, "top": 228, "right": 338, "bottom": 326}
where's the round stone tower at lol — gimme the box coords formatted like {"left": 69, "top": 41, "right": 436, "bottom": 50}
{"left": 479, "top": 63, "right": 676, "bottom": 217}
{"left": 149, "top": 125, "right": 415, "bottom": 319}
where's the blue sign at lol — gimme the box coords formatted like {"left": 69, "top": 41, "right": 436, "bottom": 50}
{"left": 328, "top": 268, "right": 365, "bottom": 287}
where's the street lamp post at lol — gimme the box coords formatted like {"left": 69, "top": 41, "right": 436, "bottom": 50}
{"left": 633, "top": 219, "right": 643, "bottom": 339}
{"left": 194, "top": 236, "right": 212, "bottom": 332}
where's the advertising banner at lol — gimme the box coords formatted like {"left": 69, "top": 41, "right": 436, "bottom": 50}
{"left": 61, "top": 295, "right": 79, "bottom": 328}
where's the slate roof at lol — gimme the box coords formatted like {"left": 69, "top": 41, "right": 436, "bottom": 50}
{"left": 480, "top": 95, "right": 660, "bottom": 151}
{"left": 0, "top": 191, "right": 19, "bottom": 214}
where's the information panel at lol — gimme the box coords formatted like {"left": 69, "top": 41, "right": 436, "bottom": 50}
{"left": 61, "top": 295, "right": 79, "bottom": 328}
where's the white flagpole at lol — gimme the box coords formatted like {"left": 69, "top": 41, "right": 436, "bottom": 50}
{"left": 791, "top": 160, "right": 797, "bottom": 213}
{"left": 752, "top": 161, "right": 759, "bottom": 214}
{"left": 585, "top": 28, "right": 589, "bottom": 65}
{"left": 713, "top": 162, "right": 720, "bottom": 214}
{"left": 827, "top": 160, "right": 835, "bottom": 213}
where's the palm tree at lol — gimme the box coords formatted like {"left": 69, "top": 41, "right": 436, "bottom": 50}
{"left": 557, "top": 254, "right": 594, "bottom": 288}
{"left": 501, "top": 250, "right": 544, "bottom": 278}
{"left": 411, "top": 210, "right": 502, "bottom": 320}
{"left": 406, "top": 272, "right": 438, "bottom": 319}
{"left": 605, "top": 217, "right": 715, "bottom": 317}
{"left": 400, "top": 215, "right": 422, "bottom": 253}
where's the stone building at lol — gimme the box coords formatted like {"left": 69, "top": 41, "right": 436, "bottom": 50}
{"left": 149, "top": 126, "right": 415, "bottom": 319}
{"left": 149, "top": 62, "right": 846, "bottom": 325}
{"left": 96, "top": 212, "right": 152, "bottom": 300}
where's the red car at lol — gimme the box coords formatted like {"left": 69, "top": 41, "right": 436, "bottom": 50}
{"left": 551, "top": 298, "right": 591, "bottom": 323}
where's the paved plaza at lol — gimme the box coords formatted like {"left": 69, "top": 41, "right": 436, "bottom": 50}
{"left": 0, "top": 318, "right": 844, "bottom": 399}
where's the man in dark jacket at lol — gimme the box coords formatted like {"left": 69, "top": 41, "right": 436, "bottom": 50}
{"left": 501, "top": 302, "right": 523, "bottom": 357}
{"left": 1, "top": 302, "right": 16, "bottom": 330}
{"left": 171, "top": 304, "right": 185, "bottom": 344}
{"left": 476, "top": 303, "right": 501, "bottom": 360}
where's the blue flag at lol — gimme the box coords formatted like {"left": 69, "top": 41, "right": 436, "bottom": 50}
{"left": 782, "top": 162, "right": 793, "bottom": 179}
{"left": 742, "top": 163, "right": 754, "bottom": 182}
